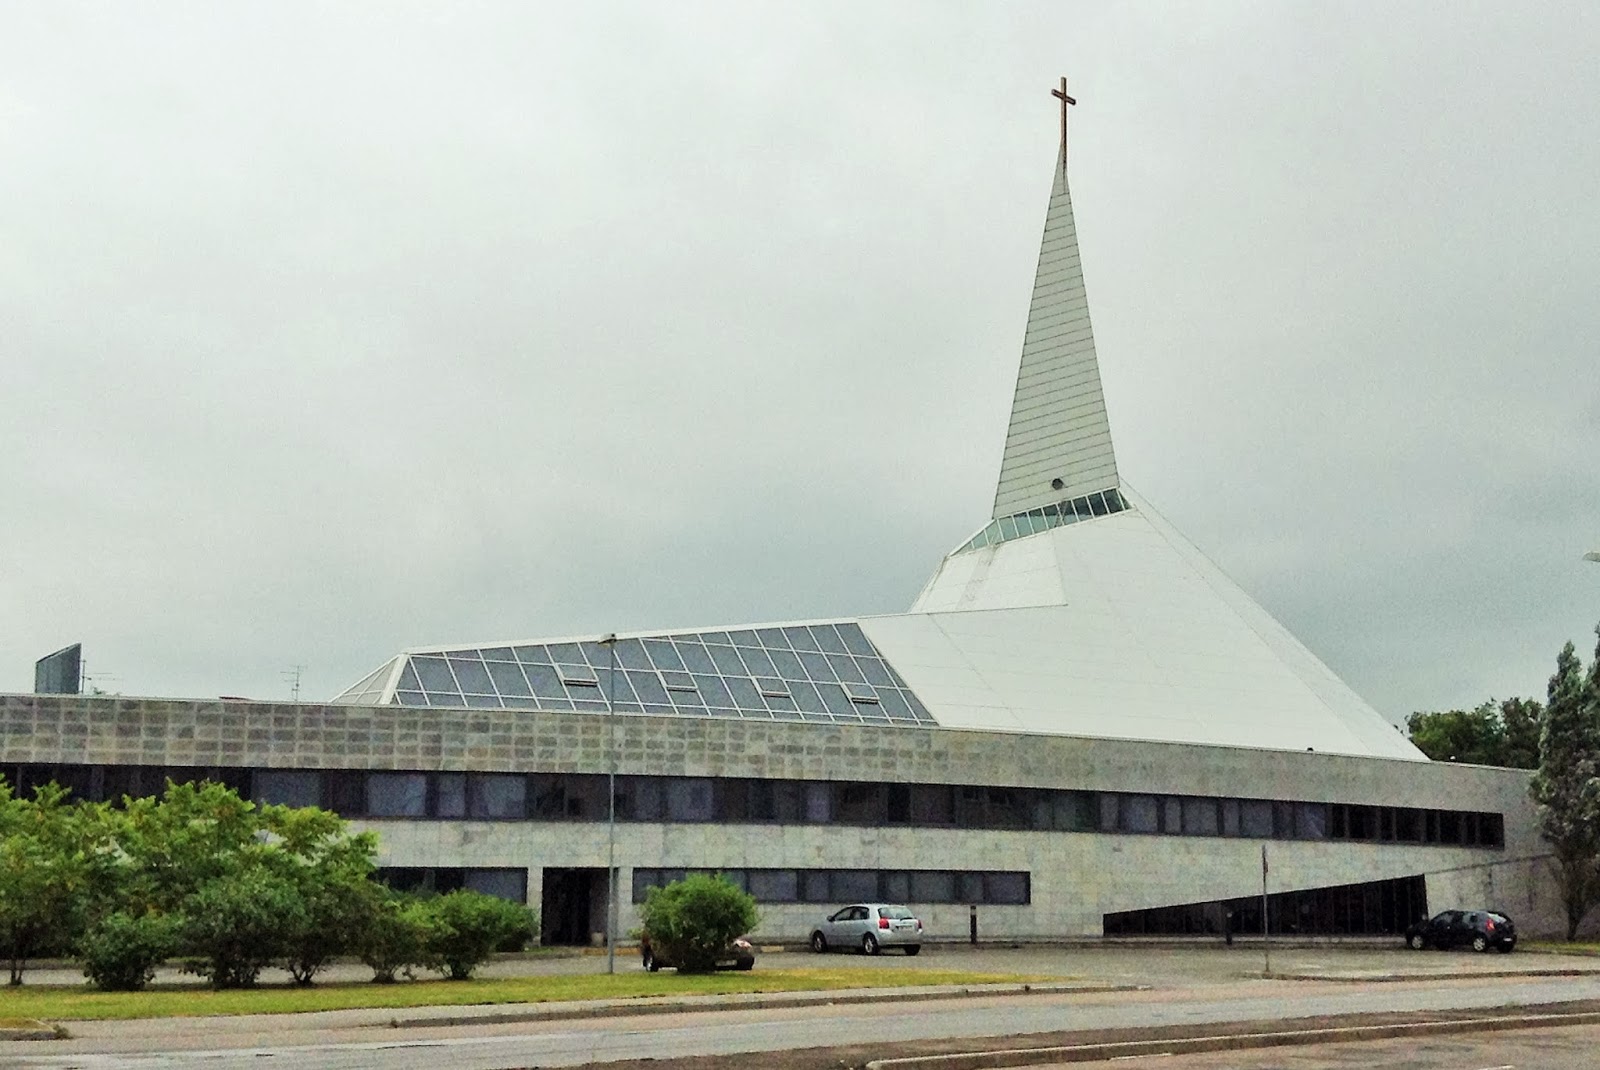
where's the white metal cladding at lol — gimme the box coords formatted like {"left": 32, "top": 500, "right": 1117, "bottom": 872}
{"left": 881, "top": 487, "right": 1423, "bottom": 762}
{"left": 991, "top": 147, "right": 1119, "bottom": 519}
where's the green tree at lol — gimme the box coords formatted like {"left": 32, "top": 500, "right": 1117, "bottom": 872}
{"left": 1500, "top": 697, "right": 1544, "bottom": 770}
{"left": 0, "top": 782, "right": 109, "bottom": 984}
{"left": 78, "top": 911, "right": 179, "bottom": 992}
{"left": 1407, "top": 698, "right": 1543, "bottom": 768}
{"left": 1529, "top": 637, "right": 1600, "bottom": 940}
{"left": 419, "top": 890, "right": 536, "bottom": 980}
{"left": 180, "top": 868, "right": 306, "bottom": 988}
{"left": 351, "top": 885, "right": 438, "bottom": 983}
{"left": 1407, "top": 704, "right": 1505, "bottom": 764}
{"left": 264, "top": 804, "right": 380, "bottom": 985}
{"left": 113, "top": 781, "right": 269, "bottom": 915}
{"left": 638, "top": 873, "right": 759, "bottom": 973}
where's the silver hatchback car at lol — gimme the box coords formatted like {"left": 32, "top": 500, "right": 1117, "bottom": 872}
{"left": 810, "top": 903, "right": 923, "bottom": 955}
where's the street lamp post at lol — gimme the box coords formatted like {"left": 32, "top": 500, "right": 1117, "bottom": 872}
{"left": 600, "top": 632, "right": 619, "bottom": 975}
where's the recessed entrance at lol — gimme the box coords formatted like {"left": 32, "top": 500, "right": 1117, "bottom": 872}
{"left": 541, "top": 867, "right": 607, "bottom": 946}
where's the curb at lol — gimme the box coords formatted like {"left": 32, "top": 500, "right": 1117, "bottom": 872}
{"left": 388, "top": 981, "right": 1143, "bottom": 1029}
{"left": 1269, "top": 967, "right": 1600, "bottom": 983}
{"left": 863, "top": 1010, "right": 1600, "bottom": 1069}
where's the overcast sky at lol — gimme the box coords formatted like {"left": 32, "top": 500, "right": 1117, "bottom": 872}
{"left": 3, "top": 1, "right": 1597, "bottom": 725}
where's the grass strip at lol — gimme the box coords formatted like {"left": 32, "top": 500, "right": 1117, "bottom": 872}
{"left": 2, "top": 968, "right": 1040, "bottom": 1022}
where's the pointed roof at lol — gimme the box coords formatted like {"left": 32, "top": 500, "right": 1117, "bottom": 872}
{"left": 991, "top": 146, "right": 1120, "bottom": 520}
{"left": 900, "top": 488, "right": 1422, "bottom": 760}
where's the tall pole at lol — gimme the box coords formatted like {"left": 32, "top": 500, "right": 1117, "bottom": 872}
{"left": 1261, "top": 844, "right": 1271, "bottom": 977}
{"left": 602, "top": 632, "right": 618, "bottom": 975}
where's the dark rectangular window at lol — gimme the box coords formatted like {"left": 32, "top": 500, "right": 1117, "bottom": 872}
{"left": 1240, "top": 800, "right": 1274, "bottom": 838}
{"left": 433, "top": 773, "right": 466, "bottom": 818}
{"left": 666, "top": 778, "right": 714, "bottom": 822}
{"left": 463, "top": 868, "right": 527, "bottom": 903}
{"left": 1181, "top": 797, "right": 1219, "bottom": 836}
{"left": 1122, "top": 795, "right": 1158, "bottom": 833}
{"left": 1220, "top": 799, "right": 1241, "bottom": 837}
{"left": 256, "top": 770, "right": 322, "bottom": 809}
{"left": 911, "top": 871, "right": 956, "bottom": 903}
{"left": 1159, "top": 796, "right": 1183, "bottom": 835}
{"left": 368, "top": 772, "right": 427, "bottom": 817}
{"left": 832, "top": 870, "right": 878, "bottom": 901}
{"left": 886, "top": 783, "right": 911, "bottom": 824}
{"left": 911, "top": 784, "right": 955, "bottom": 825}
{"left": 1273, "top": 802, "right": 1298, "bottom": 839}
{"left": 748, "top": 869, "right": 799, "bottom": 902}
{"left": 1438, "top": 810, "right": 1462, "bottom": 845}
{"left": 327, "top": 770, "right": 367, "bottom": 817}
{"left": 805, "top": 782, "right": 832, "bottom": 823}
{"left": 749, "top": 779, "right": 804, "bottom": 822}
{"left": 719, "top": 779, "right": 751, "bottom": 821}
{"left": 837, "top": 782, "right": 886, "bottom": 824}
{"left": 1395, "top": 807, "right": 1422, "bottom": 842}
{"left": 469, "top": 774, "right": 526, "bottom": 819}
{"left": 986, "top": 872, "right": 1029, "bottom": 904}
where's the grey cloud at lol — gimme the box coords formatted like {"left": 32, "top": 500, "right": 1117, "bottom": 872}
{"left": 3, "top": 2, "right": 1597, "bottom": 720}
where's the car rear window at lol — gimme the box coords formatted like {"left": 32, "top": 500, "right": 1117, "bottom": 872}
{"left": 879, "top": 906, "right": 914, "bottom": 919}
{"left": 1488, "top": 913, "right": 1510, "bottom": 923}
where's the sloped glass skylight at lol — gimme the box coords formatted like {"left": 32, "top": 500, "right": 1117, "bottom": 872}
{"left": 955, "top": 487, "right": 1130, "bottom": 555}
{"left": 330, "top": 657, "right": 396, "bottom": 705}
{"left": 346, "top": 621, "right": 934, "bottom": 728}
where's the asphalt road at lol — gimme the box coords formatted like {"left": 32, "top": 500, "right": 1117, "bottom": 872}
{"left": 8, "top": 974, "right": 1600, "bottom": 1070}
{"left": 1050, "top": 1022, "right": 1600, "bottom": 1069}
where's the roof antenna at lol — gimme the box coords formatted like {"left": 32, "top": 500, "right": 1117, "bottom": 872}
{"left": 1051, "top": 76, "right": 1077, "bottom": 175}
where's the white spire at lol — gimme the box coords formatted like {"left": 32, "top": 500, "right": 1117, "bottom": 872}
{"left": 990, "top": 97, "right": 1119, "bottom": 521}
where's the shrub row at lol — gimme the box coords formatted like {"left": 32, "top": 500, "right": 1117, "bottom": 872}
{"left": 1, "top": 779, "right": 535, "bottom": 989}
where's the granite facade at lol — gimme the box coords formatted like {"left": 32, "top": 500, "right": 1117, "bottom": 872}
{"left": 1, "top": 692, "right": 1557, "bottom": 938}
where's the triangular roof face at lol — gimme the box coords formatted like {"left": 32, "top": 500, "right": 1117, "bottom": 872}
{"left": 898, "top": 488, "right": 1422, "bottom": 760}
{"left": 991, "top": 148, "right": 1120, "bottom": 519}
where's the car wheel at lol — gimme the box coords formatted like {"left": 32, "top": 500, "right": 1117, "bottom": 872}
{"left": 1407, "top": 933, "right": 1425, "bottom": 950}
{"left": 735, "top": 956, "right": 755, "bottom": 971}
{"left": 1472, "top": 934, "right": 1489, "bottom": 953}
{"left": 1498, "top": 944, "right": 1515, "bottom": 954}
{"left": 643, "top": 949, "right": 660, "bottom": 972}
{"left": 810, "top": 931, "right": 828, "bottom": 953}
{"left": 862, "top": 933, "right": 880, "bottom": 956}
{"left": 904, "top": 945, "right": 921, "bottom": 957}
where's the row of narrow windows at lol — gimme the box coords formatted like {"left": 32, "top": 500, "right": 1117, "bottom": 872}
{"left": 371, "top": 865, "right": 1029, "bottom": 908}
{"left": 630, "top": 867, "right": 1029, "bottom": 905}
{"left": 1103, "top": 874, "right": 1429, "bottom": 937}
{"left": 1, "top": 763, "right": 1505, "bottom": 849}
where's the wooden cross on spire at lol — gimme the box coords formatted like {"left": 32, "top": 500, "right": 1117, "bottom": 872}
{"left": 1052, "top": 76, "right": 1076, "bottom": 175}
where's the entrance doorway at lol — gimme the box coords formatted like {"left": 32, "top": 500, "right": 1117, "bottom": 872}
{"left": 541, "top": 867, "right": 607, "bottom": 946}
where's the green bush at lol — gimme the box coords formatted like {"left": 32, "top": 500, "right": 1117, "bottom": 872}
{"left": 78, "top": 911, "right": 179, "bottom": 991}
{"left": 279, "top": 872, "right": 373, "bottom": 985}
{"left": 353, "top": 887, "right": 438, "bottom": 983}
{"left": 638, "top": 873, "right": 758, "bottom": 973}
{"left": 419, "top": 890, "right": 536, "bottom": 980}
{"left": 180, "top": 870, "right": 305, "bottom": 989}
